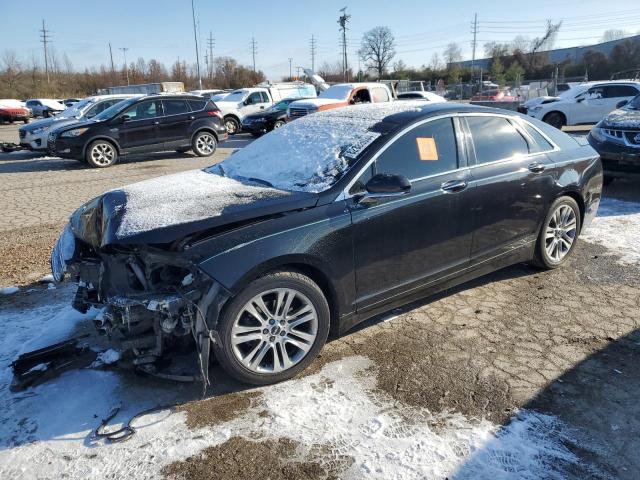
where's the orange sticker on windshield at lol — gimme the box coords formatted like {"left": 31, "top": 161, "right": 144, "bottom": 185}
{"left": 416, "top": 137, "right": 438, "bottom": 161}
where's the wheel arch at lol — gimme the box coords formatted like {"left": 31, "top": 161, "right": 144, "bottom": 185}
{"left": 191, "top": 126, "right": 219, "bottom": 143}
{"left": 82, "top": 136, "right": 121, "bottom": 158}
{"left": 542, "top": 110, "right": 567, "bottom": 126}
{"left": 215, "top": 256, "right": 342, "bottom": 337}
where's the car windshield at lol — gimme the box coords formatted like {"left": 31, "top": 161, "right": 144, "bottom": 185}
{"left": 58, "top": 98, "right": 94, "bottom": 118}
{"left": 93, "top": 97, "right": 138, "bottom": 121}
{"left": 207, "top": 102, "right": 423, "bottom": 193}
{"left": 318, "top": 85, "right": 353, "bottom": 101}
{"left": 220, "top": 90, "right": 247, "bottom": 103}
{"left": 271, "top": 100, "right": 290, "bottom": 111}
{"left": 625, "top": 94, "right": 640, "bottom": 110}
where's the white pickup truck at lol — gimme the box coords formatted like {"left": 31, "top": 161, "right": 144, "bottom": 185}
{"left": 216, "top": 82, "right": 316, "bottom": 134}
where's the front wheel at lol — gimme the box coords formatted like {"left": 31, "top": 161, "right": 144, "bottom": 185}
{"left": 224, "top": 117, "right": 240, "bottom": 135}
{"left": 531, "top": 196, "right": 581, "bottom": 269}
{"left": 85, "top": 140, "right": 118, "bottom": 168}
{"left": 192, "top": 131, "right": 217, "bottom": 157}
{"left": 213, "top": 271, "right": 330, "bottom": 385}
{"left": 542, "top": 112, "right": 565, "bottom": 130}
{"left": 272, "top": 120, "right": 285, "bottom": 130}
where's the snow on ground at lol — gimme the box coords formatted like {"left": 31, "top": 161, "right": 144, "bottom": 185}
{"left": 0, "top": 290, "right": 599, "bottom": 479}
{"left": 582, "top": 197, "right": 640, "bottom": 265}
{"left": 0, "top": 286, "right": 19, "bottom": 295}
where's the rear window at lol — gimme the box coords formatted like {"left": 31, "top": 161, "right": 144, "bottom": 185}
{"left": 163, "top": 99, "right": 189, "bottom": 116}
{"left": 521, "top": 121, "right": 554, "bottom": 153}
{"left": 188, "top": 99, "right": 207, "bottom": 111}
{"left": 466, "top": 116, "right": 529, "bottom": 164}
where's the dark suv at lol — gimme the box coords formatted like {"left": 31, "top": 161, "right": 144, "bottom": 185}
{"left": 49, "top": 95, "right": 227, "bottom": 167}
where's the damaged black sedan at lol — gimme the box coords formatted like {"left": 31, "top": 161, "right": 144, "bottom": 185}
{"left": 51, "top": 102, "right": 602, "bottom": 385}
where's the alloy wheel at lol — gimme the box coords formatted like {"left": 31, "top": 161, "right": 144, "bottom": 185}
{"left": 225, "top": 119, "right": 237, "bottom": 134}
{"left": 545, "top": 204, "right": 577, "bottom": 262}
{"left": 91, "top": 143, "right": 115, "bottom": 166}
{"left": 196, "top": 133, "right": 216, "bottom": 155}
{"left": 230, "top": 288, "right": 318, "bottom": 374}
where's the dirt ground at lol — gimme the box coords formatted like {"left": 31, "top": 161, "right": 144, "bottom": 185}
{"left": 2, "top": 121, "right": 639, "bottom": 478}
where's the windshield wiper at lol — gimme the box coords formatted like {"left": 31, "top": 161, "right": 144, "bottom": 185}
{"left": 246, "top": 177, "right": 274, "bottom": 188}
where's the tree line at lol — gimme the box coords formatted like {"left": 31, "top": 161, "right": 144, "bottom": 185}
{"left": 0, "top": 51, "right": 265, "bottom": 99}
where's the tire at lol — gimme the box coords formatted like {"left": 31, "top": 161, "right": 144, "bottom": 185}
{"left": 43, "top": 110, "right": 51, "bottom": 118}
{"left": 213, "top": 270, "right": 330, "bottom": 385}
{"left": 85, "top": 140, "right": 118, "bottom": 168}
{"left": 192, "top": 130, "right": 217, "bottom": 157}
{"left": 271, "top": 120, "right": 285, "bottom": 130}
{"left": 531, "top": 196, "right": 581, "bottom": 269}
{"left": 224, "top": 116, "right": 240, "bottom": 135}
{"left": 542, "top": 112, "right": 566, "bottom": 130}
{"left": 23, "top": 118, "right": 29, "bottom": 124}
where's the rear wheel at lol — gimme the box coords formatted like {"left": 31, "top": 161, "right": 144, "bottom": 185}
{"left": 192, "top": 131, "right": 217, "bottom": 156}
{"left": 213, "top": 271, "right": 330, "bottom": 385}
{"left": 272, "top": 120, "right": 285, "bottom": 130}
{"left": 542, "top": 112, "right": 566, "bottom": 130}
{"left": 85, "top": 140, "right": 118, "bottom": 168}
{"left": 531, "top": 196, "right": 581, "bottom": 269}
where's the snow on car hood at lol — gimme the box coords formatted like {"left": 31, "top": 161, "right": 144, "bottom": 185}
{"left": 601, "top": 108, "right": 640, "bottom": 129}
{"left": 69, "top": 170, "right": 317, "bottom": 247}
{"left": 524, "top": 96, "right": 560, "bottom": 108}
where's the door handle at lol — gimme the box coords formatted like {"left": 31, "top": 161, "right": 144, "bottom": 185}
{"left": 153, "top": 121, "right": 160, "bottom": 125}
{"left": 528, "top": 162, "right": 546, "bottom": 173}
{"left": 441, "top": 179, "right": 468, "bottom": 193}
{"left": 189, "top": 116, "right": 195, "bottom": 120}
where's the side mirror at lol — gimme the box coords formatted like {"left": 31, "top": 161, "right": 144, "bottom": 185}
{"left": 121, "top": 114, "right": 131, "bottom": 123}
{"left": 576, "top": 97, "right": 585, "bottom": 103}
{"left": 616, "top": 99, "right": 628, "bottom": 109}
{"left": 357, "top": 173, "right": 411, "bottom": 205}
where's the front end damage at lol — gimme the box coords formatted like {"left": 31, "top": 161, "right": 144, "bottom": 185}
{"left": 50, "top": 223, "right": 228, "bottom": 388}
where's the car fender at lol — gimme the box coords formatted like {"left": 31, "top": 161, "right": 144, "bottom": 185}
{"left": 188, "top": 120, "right": 220, "bottom": 142}
{"left": 81, "top": 135, "right": 122, "bottom": 157}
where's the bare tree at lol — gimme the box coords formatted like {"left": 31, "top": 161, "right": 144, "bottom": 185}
{"left": 358, "top": 26, "right": 396, "bottom": 77}
{"left": 443, "top": 43, "right": 462, "bottom": 69}
{"left": 511, "top": 35, "right": 530, "bottom": 52}
{"left": 429, "top": 52, "right": 442, "bottom": 71}
{"left": 601, "top": 29, "right": 628, "bottom": 42}
{"left": 529, "top": 20, "right": 562, "bottom": 68}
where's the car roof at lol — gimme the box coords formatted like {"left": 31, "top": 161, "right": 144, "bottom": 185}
{"left": 133, "top": 94, "right": 208, "bottom": 101}
{"left": 379, "top": 102, "right": 517, "bottom": 127}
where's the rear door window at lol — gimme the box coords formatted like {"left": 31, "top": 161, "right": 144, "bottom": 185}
{"left": 162, "top": 99, "right": 190, "bottom": 116}
{"left": 520, "top": 121, "right": 554, "bottom": 153}
{"left": 604, "top": 85, "right": 640, "bottom": 98}
{"left": 466, "top": 116, "right": 529, "bottom": 164}
{"left": 375, "top": 117, "right": 459, "bottom": 180}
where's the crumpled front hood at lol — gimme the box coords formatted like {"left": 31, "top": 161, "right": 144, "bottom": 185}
{"left": 524, "top": 96, "right": 560, "bottom": 108}
{"left": 601, "top": 108, "right": 640, "bottom": 129}
{"left": 69, "top": 169, "right": 317, "bottom": 248}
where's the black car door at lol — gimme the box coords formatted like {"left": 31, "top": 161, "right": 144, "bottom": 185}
{"left": 462, "top": 114, "right": 556, "bottom": 264}
{"left": 159, "top": 99, "right": 193, "bottom": 147}
{"left": 347, "top": 116, "right": 473, "bottom": 311}
{"left": 118, "top": 99, "right": 164, "bottom": 151}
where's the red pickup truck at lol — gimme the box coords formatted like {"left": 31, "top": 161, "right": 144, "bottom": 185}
{"left": 0, "top": 100, "right": 31, "bottom": 123}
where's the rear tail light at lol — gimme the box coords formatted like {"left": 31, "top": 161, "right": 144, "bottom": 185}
{"left": 207, "top": 110, "right": 223, "bottom": 119}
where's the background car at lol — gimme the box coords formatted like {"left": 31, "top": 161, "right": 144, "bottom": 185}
{"left": 25, "top": 98, "right": 66, "bottom": 118}
{"left": 0, "top": 99, "right": 31, "bottom": 123}
{"left": 241, "top": 97, "right": 314, "bottom": 136}
{"left": 287, "top": 82, "right": 393, "bottom": 119}
{"left": 588, "top": 93, "right": 640, "bottom": 183}
{"left": 527, "top": 80, "right": 640, "bottom": 129}
{"left": 19, "top": 95, "right": 141, "bottom": 151}
{"left": 63, "top": 98, "right": 81, "bottom": 107}
{"left": 397, "top": 91, "right": 447, "bottom": 102}
{"left": 49, "top": 94, "right": 227, "bottom": 167}
{"left": 55, "top": 102, "right": 601, "bottom": 385}
{"left": 470, "top": 89, "right": 516, "bottom": 101}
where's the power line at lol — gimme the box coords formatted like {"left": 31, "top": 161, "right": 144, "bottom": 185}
{"left": 310, "top": 34, "right": 317, "bottom": 71}
{"left": 39, "top": 19, "right": 51, "bottom": 84}
{"left": 118, "top": 47, "right": 129, "bottom": 85}
{"left": 338, "top": 7, "right": 351, "bottom": 82}
{"left": 251, "top": 37, "right": 257, "bottom": 72}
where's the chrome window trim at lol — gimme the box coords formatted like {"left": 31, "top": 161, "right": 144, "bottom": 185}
{"left": 337, "top": 111, "right": 560, "bottom": 202}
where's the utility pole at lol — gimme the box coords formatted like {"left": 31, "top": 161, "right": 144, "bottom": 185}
{"left": 119, "top": 47, "right": 130, "bottom": 85}
{"left": 207, "top": 31, "right": 215, "bottom": 79}
{"left": 191, "top": 0, "right": 203, "bottom": 89}
{"left": 310, "top": 35, "right": 317, "bottom": 71}
{"left": 39, "top": 19, "right": 51, "bottom": 84}
{"left": 470, "top": 13, "right": 478, "bottom": 84}
{"left": 288, "top": 58, "right": 293, "bottom": 80}
{"left": 338, "top": 7, "right": 351, "bottom": 82}
{"left": 296, "top": 66, "right": 302, "bottom": 79}
{"left": 251, "top": 37, "right": 257, "bottom": 72}
{"left": 108, "top": 43, "right": 115, "bottom": 76}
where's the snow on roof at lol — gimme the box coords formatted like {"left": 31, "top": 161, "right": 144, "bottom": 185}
{"left": 218, "top": 102, "right": 427, "bottom": 193}
{"left": 115, "top": 170, "right": 289, "bottom": 238}
{"left": 0, "top": 99, "right": 25, "bottom": 108}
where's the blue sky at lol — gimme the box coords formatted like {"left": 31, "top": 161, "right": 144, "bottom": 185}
{"left": 2, "top": 0, "right": 640, "bottom": 80}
